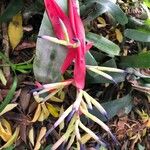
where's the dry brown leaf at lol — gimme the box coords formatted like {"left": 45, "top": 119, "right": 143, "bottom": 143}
{"left": 115, "top": 28, "right": 123, "bottom": 43}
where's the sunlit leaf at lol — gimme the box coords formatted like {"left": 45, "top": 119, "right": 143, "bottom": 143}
{"left": 8, "top": 13, "right": 23, "bottom": 50}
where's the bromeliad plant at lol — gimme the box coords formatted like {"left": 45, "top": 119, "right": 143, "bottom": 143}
{"left": 33, "top": 0, "right": 125, "bottom": 149}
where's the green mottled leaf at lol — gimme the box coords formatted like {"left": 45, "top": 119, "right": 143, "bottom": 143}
{"left": 0, "top": 0, "right": 24, "bottom": 22}
{"left": 33, "top": 0, "right": 68, "bottom": 83}
{"left": 86, "top": 32, "right": 120, "bottom": 56}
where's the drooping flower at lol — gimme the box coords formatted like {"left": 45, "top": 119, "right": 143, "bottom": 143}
{"left": 43, "top": 0, "right": 93, "bottom": 89}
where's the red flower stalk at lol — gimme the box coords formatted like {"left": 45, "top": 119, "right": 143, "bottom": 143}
{"left": 44, "top": 0, "right": 92, "bottom": 89}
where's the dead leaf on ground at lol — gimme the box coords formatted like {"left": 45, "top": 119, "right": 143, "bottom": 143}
{"left": 15, "top": 41, "right": 36, "bottom": 51}
{"left": 19, "top": 87, "right": 31, "bottom": 112}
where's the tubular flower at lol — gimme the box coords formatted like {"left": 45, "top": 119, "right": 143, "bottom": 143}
{"left": 43, "top": 0, "right": 93, "bottom": 89}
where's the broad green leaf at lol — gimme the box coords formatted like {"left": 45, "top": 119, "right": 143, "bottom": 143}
{"left": 0, "top": 0, "right": 24, "bottom": 22}
{"left": 86, "top": 52, "right": 98, "bottom": 66}
{"left": 33, "top": 0, "right": 68, "bottom": 83}
{"left": 124, "top": 29, "right": 150, "bottom": 42}
{"left": 86, "top": 32, "right": 120, "bottom": 56}
{"left": 119, "top": 52, "right": 150, "bottom": 68}
{"left": 0, "top": 77, "right": 17, "bottom": 112}
{"left": 90, "top": 94, "right": 133, "bottom": 121}
{"left": 82, "top": 0, "right": 128, "bottom": 25}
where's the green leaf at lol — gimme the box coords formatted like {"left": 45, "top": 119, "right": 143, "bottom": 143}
{"left": 86, "top": 52, "right": 98, "bottom": 66}
{"left": 90, "top": 94, "right": 133, "bottom": 121}
{"left": 86, "top": 59, "right": 125, "bottom": 83}
{"left": 138, "top": 143, "right": 145, "bottom": 150}
{"left": 4, "top": 145, "right": 14, "bottom": 150}
{"left": 81, "top": 2, "right": 106, "bottom": 23}
{"left": 82, "top": 0, "right": 128, "bottom": 25}
{"left": 33, "top": 0, "right": 68, "bottom": 83}
{"left": 86, "top": 32, "right": 120, "bottom": 56}
{"left": 0, "top": 76, "right": 17, "bottom": 112}
{"left": 119, "top": 52, "right": 150, "bottom": 68}
{"left": 44, "top": 145, "right": 52, "bottom": 150}
{"left": 144, "top": 0, "right": 150, "bottom": 8}
{"left": 124, "top": 29, "right": 150, "bottom": 42}
{"left": 0, "top": 0, "right": 24, "bottom": 22}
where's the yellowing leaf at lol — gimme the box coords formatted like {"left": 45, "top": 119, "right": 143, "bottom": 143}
{"left": 0, "top": 126, "right": 20, "bottom": 149}
{"left": 146, "top": 119, "right": 150, "bottom": 128}
{"left": 50, "top": 96, "right": 64, "bottom": 102}
{"left": 8, "top": 13, "right": 23, "bottom": 50}
{"left": 31, "top": 104, "right": 41, "bottom": 122}
{"left": 115, "top": 28, "right": 123, "bottom": 43}
{"left": 0, "top": 69, "right": 7, "bottom": 86}
{"left": 38, "top": 110, "right": 47, "bottom": 122}
{"left": 0, "top": 103, "right": 18, "bottom": 116}
{"left": 0, "top": 121, "right": 12, "bottom": 142}
{"left": 38, "top": 103, "right": 50, "bottom": 122}
{"left": 41, "top": 103, "right": 50, "bottom": 118}
{"left": 1, "top": 119, "right": 12, "bottom": 135}
{"left": 34, "top": 127, "right": 46, "bottom": 150}
{"left": 97, "top": 17, "right": 106, "bottom": 28}
{"left": 58, "top": 90, "right": 65, "bottom": 100}
{"left": 81, "top": 133, "right": 91, "bottom": 144}
{"left": 29, "top": 127, "right": 35, "bottom": 146}
{"left": 59, "top": 106, "right": 64, "bottom": 134}
{"left": 46, "top": 103, "right": 59, "bottom": 117}
{"left": 137, "top": 110, "right": 150, "bottom": 128}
